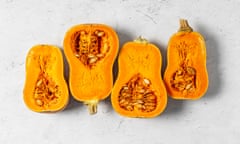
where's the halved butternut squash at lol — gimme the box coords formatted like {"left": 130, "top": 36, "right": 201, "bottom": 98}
{"left": 164, "top": 19, "right": 208, "bottom": 99}
{"left": 111, "top": 37, "right": 167, "bottom": 118}
{"left": 23, "top": 45, "right": 69, "bottom": 112}
{"left": 64, "top": 24, "right": 118, "bottom": 114}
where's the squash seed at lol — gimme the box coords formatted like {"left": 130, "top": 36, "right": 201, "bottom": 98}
{"left": 97, "top": 31, "right": 105, "bottom": 37}
{"left": 88, "top": 57, "right": 98, "bottom": 64}
{"left": 36, "top": 99, "right": 43, "bottom": 106}
{"left": 88, "top": 54, "right": 96, "bottom": 58}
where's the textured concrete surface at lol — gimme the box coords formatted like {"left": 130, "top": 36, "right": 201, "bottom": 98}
{"left": 0, "top": 0, "right": 240, "bottom": 144}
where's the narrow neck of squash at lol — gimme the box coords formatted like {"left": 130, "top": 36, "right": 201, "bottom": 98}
{"left": 178, "top": 19, "right": 193, "bottom": 32}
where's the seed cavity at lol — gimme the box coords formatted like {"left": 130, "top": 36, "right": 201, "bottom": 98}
{"left": 170, "top": 40, "right": 197, "bottom": 94}
{"left": 34, "top": 56, "right": 59, "bottom": 108}
{"left": 118, "top": 73, "right": 157, "bottom": 112}
{"left": 72, "top": 30, "right": 109, "bottom": 68}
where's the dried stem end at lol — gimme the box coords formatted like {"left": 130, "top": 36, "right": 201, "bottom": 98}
{"left": 178, "top": 19, "right": 193, "bottom": 32}
{"left": 134, "top": 36, "right": 148, "bottom": 44}
{"left": 84, "top": 100, "right": 98, "bottom": 115}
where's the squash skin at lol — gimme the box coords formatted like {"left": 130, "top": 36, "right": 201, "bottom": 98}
{"left": 164, "top": 20, "right": 208, "bottom": 100}
{"left": 63, "top": 24, "right": 119, "bottom": 114}
{"left": 111, "top": 38, "right": 167, "bottom": 118}
{"left": 23, "top": 45, "right": 69, "bottom": 112}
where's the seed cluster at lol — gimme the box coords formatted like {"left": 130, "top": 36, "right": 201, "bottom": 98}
{"left": 33, "top": 56, "right": 60, "bottom": 108}
{"left": 171, "top": 39, "right": 197, "bottom": 94}
{"left": 34, "top": 73, "right": 59, "bottom": 108}
{"left": 171, "top": 66, "right": 196, "bottom": 93}
{"left": 118, "top": 73, "right": 157, "bottom": 112}
{"left": 73, "top": 30, "right": 109, "bottom": 68}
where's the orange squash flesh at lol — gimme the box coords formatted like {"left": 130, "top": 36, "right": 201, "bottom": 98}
{"left": 111, "top": 37, "right": 167, "bottom": 118}
{"left": 164, "top": 19, "right": 208, "bottom": 99}
{"left": 23, "top": 45, "right": 69, "bottom": 112}
{"left": 64, "top": 24, "right": 119, "bottom": 114}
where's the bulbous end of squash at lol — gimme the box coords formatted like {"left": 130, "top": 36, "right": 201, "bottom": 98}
{"left": 111, "top": 38, "right": 167, "bottom": 118}
{"left": 23, "top": 45, "right": 69, "bottom": 112}
{"left": 164, "top": 19, "right": 208, "bottom": 100}
{"left": 63, "top": 24, "right": 119, "bottom": 114}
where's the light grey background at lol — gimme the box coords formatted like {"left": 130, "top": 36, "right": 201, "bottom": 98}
{"left": 0, "top": 0, "right": 239, "bottom": 144}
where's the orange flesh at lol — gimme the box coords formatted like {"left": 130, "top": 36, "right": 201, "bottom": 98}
{"left": 164, "top": 20, "right": 208, "bottom": 99}
{"left": 64, "top": 24, "right": 118, "bottom": 114}
{"left": 23, "top": 45, "right": 69, "bottom": 112}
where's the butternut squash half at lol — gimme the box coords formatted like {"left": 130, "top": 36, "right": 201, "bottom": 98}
{"left": 164, "top": 19, "right": 208, "bottom": 99}
{"left": 111, "top": 37, "right": 167, "bottom": 118}
{"left": 64, "top": 24, "right": 118, "bottom": 114}
{"left": 23, "top": 45, "right": 69, "bottom": 112}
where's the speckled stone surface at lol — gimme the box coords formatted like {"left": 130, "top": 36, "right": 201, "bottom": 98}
{"left": 1, "top": 0, "right": 240, "bottom": 143}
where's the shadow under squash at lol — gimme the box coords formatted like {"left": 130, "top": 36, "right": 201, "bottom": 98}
{"left": 162, "top": 98, "right": 185, "bottom": 117}
{"left": 152, "top": 40, "right": 186, "bottom": 117}
{"left": 158, "top": 22, "right": 221, "bottom": 117}
{"left": 113, "top": 27, "right": 134, "bottom": 84}
{"left": 107, "top": 27, "right": 134, "bottom": 114}
{"left": 59, "top": 47, "right": 82, "bottom": 112}
{"left": 196, "top": 23, "right": 222, "bottom": 99}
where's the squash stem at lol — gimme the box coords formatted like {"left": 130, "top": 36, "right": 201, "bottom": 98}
{"left": 178, "top": 19, "right": 193, "bottom": 32}
{"left": 85, "top": 100, "right": 98, "bottom": 115}
{"left": 134, "top": 36, "right": 148, "bottom": 44}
